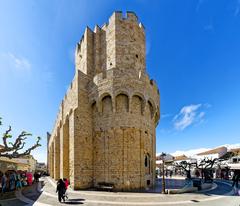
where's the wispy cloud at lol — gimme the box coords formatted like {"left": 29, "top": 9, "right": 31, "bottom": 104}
{"left": 173, "top": 104, "right": 209, "bottom": 131}
{"left": 204, "top": 24, "right": 214, "bottom": 32}
{"left": 0, "top": 52, "right": 32, "bottom": 73}
{"left": 7, "top": 52, "right": 31, "bottom": 71}
{"left": 161, "top": 113, "right": 172, "bottom": 119}
{"left": 196, "top": 0, "right": 205, "bottom": 12}
{"left": 169, "top": 143, "right": 240, "bottom": 157}
{"left": 234, "top": 0, "right": 240, "bottom": 16}
{"left": 44, "top": 71, "right": 55, "bottom": 84}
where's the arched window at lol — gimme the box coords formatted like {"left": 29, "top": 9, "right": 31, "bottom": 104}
{"left": 145, "top": 155, "right": 148, "bottom": 167}
{"left": 102, "top": 95, "right": 112, "bottom": 114}
{"left": 147, "top": 101, "right": 154, "bottom": 119}
{"left": 132, "top": 95, "right": 144, "bottom": 115}
{"left": 144, "top": 153, "right": 151, "bottom": 174}
{"left": 116, "top": 94, "right": 129, "bottom": 112}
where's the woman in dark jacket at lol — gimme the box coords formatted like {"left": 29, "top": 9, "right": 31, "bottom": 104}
{"left": 56, "top": 179, "right": 66, "bottom": 202}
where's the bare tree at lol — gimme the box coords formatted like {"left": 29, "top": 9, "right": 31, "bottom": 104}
{"left": 175, "top": 161, "right": 195, "bottom": 179}
{"left": 0, "top": 117, "right": 41, "bottom": 159}
{"left": 175, "top": 158, "right": 219, "bottom": 181}
{"left": 195, "top": 158, "right": 218, "bottom": 181}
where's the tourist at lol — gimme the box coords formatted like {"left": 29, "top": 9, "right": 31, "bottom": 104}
{"left": 195, "top": 170, "right": 200, "bottom": 178}
{"left": 22, "top": 174, "right": 28, "bottom": 187}
{"left": 1, "top": 173, "right": 7, "bottom": 193}
{"left": 16, "top": 177, "right": 22, "bottom": 190}
{"left": 232, "top": 171, "right": 240, "bottom": 188}
{"left": 9, "top": 172, "right": 16, "bottom": 191}
{"left": 56, "top": 179, "right": 66, "bottom": 202}
{"left": 5, "top": 172, "right": 10, "bottom": 192}
{"left": 220, "top": 171, "right": 224, "bottom": 179}
{"left": 63, "top": 178, "right": 69, "bottom": 200}
{"left": 34, "top": 172, "right": 40, "bottom": 183}
{"left": 26, "top": 172, "right": 33, "bottom": 185}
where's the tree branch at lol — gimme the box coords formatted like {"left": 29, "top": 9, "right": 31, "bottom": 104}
{"left": 0, "top": 117, "right": 41, "bottom": 159}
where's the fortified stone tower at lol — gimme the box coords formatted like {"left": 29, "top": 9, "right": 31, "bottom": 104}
{"left": 48, "top": 11, "right": 160, "bottom": 191}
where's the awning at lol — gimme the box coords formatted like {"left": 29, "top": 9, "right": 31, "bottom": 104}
{"left": 228, "top": 163, "right": 240, "bottom": 170}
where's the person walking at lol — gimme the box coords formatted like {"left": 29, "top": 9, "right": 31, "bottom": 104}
{"left": 16, "top": 177, "right": 22, "bottom": 190}
{"left": 56, "top": 179, "right": 66, "bottom": 202}
{"left": 9, "top": 172, "right": 16, "bottom": 191}
{"left": 63, "top": 178, "right": 69, "bottom": 200}
{"left": 1, "top": 174, "right": 7, "bottom": 193}
{"left": 232, "top": 171, "right": 240, "bottom": 188}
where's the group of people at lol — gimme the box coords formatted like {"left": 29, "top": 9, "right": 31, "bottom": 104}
{"left": 0, "top": 170, "right": 39, "bottom": 193}
{"left": 56, "top": 178, "right": 69, "bottom": 202}
{"left": 232, "top": 170, "right": 240, "bottom": 188}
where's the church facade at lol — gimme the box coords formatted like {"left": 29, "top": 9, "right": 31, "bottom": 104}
{"left": 48, "top": 11, "right": 160, "bottom": 191}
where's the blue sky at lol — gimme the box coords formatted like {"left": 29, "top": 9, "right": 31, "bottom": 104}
{"left": 0, "top": 0, "right": 240, "bottom": 163}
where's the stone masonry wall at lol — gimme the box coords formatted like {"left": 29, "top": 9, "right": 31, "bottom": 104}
{"left": 48, "top": 11, "right": 160, "bottom": 191}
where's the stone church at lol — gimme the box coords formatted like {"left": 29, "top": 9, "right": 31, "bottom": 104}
{"left": 48, "top": 11, "right": 160, "bottom": 191}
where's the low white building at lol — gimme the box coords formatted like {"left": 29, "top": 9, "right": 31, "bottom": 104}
{"left": 15, "top": 155, "right": 37, "bottom": 172}
{"left": 173, "top": 155, "right": 197, "bottom": 164}
{"left": 156, "top": 153, "right": 174, "bottom": 165}
{"left": 196, "top": 146, "right": 227, "bottom": 160}
{"left": 36, "top": 162, "right": 47, "bottom": 172}
{"left": 228, "top": 156, "right": 240, "bottom": 170}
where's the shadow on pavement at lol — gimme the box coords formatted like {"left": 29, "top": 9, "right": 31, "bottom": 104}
{"left": 66, "top": 198, "right": 85, "bottom": 201}
{"left": 21, "top": 181, "right": 44, "bottom": 201}
{"left": 63, "top": 199, "right": 85, "bottom": 204}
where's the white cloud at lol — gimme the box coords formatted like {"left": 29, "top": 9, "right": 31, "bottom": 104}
{"left": 169, "top": 143, "right": 240, "bottom": 158}
{"left": 7, "top": 52, "right": 31, "bottom": 71}
{"left": 173, "top": 104, "right": 208, "bottom": 131}
{"left": 31, "top": 149, "right": 47, "bottom": 163}
{"left": 161, "top": 113, "right": 172, "bottom": 119}
{"left": 0, "top": 52, "right": 31, "bottom": 72}
{"left": 170, "top": 148, "right": 208, "bottom": 157}
{"left": 220, "top": 143, "right": 240, "bottom": 150}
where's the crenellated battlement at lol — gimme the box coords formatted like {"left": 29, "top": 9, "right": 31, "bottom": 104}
{"left": 107, "top": 11, "right": 145, "bottom": 32}
{"left": 75, "top": 11, "right": 144, "bottom": 52}
{"left": 75, "top": 11, "right": 146, "bottom": 76}
{"left": 109, "top": 11, "right": 139, "bottom": 23}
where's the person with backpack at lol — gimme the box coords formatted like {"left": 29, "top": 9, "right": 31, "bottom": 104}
{"left": 63, "top": 178, "right": 69, "bottom": 200}
{"left": 56, "top": 179, "right": 66, "bottom": 202}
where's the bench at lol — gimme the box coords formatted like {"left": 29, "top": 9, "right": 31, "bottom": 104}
{"left": 96, "top": 182, "right": 114, "bottom": 191}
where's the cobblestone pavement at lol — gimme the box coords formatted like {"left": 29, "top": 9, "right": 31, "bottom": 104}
{"left": 0, "top": 177, "right": 239, "bottom": 206}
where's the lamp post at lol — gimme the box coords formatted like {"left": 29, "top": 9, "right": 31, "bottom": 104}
{"left": 160, "top": 152, "right": 166, "bottom": 194}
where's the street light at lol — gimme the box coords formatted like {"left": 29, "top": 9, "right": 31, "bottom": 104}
{"left": 160, "top": 152, "right": 166, "bottom": 194}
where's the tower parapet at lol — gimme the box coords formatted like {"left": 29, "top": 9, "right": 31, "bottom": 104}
{"left": 75, "top": 11, "right": 146, "bottom": 77}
